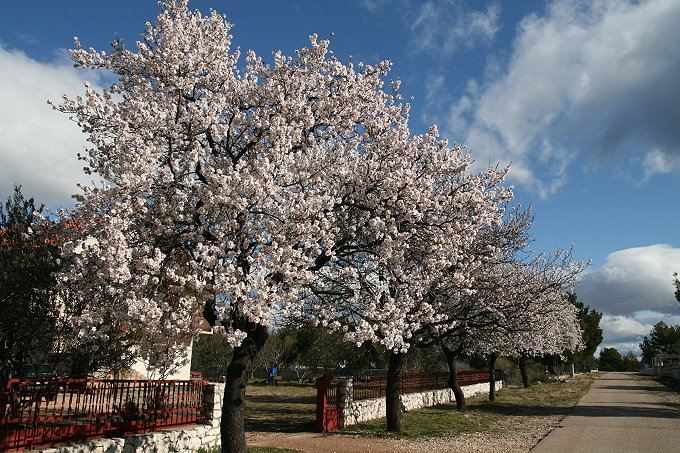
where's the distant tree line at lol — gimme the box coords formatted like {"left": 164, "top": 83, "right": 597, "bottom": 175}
{"left": 598, "top": 347, "right": 640, "bottom": 372}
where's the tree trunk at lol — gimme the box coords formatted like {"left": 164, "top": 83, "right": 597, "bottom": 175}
{"left": 220, "top": 320, "right": 268, "bottom": 453}
{"left": 519, "top": 354, "right": 530, "bottom": 388}
{"left": 441, "top": 345, "right": 466, "bottom": 411}
{"left": 488, "top": 353, "right": 497, "bottom": 401}
{"left": 386, "top": 351, "right": 405, "bottom": 432}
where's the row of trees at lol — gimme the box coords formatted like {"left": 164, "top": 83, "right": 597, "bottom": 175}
{"left": 0, "top": 2, "right": 585, "bottom": 452}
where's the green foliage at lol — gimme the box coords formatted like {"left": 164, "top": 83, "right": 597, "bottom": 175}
{"left": 621, "top": 351, "right": 641, "bottom": 371}
{"left": 252, "top": 328, "right": 297, "bottom": 372}
{"left": 190, "top": 334, "right": 233, "bottom": 379}
{"left": 402, "top": 345, "right": 446, "bottom": 373}
{"left": 500, "top": 356, "right": 546, "bottom": 385}
{"left": 0, "top": 185, "right": 138, "bottom": 380}
{"left": 264, "top": 323, "right": 388, "bottom": 377}
{"left": 674, "top": 273, "right": 680, "bottom": 303}
{"left": 0, "top": 185, "right": 61, "bottom": 378}
{"left": 598, "top": 347, "right": 623, "bottom": 371}
{"left": 639, "top": 321, "right": 680, "bottom": 365}
{"left": 597, "top": 348, "right": 640, "bottom": 372}
{"left": 567, "top": 294, "right": 603, "bottom": 370}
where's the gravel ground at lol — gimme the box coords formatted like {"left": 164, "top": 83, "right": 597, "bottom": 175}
{"left": 247, "top": 413, "right": 564, "bottom": 453}
{"left": 395, "top": 414, "right": 564, "bottom": 453}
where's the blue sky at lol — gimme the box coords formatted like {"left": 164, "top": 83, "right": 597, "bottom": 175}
{"left": 1, "top": 0, "right": 679, "bottom": 356}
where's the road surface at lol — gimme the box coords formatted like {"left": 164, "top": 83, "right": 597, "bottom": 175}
{"left": 531, "top": 372, "right": 680, "bottom": 453}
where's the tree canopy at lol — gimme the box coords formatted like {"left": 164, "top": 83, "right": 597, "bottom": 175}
{"left": 639, "top": 321, "right": 680, "bottom": 365}
{"left": 0, "top": 185, "right": 139, "bottom": 380}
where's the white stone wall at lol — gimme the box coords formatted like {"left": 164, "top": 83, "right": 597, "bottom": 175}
{"left": 37, "top": 383, "right": 224, "bottom": 453}
{"left": 340, "top": 380, "right": 503, "bottom": 428}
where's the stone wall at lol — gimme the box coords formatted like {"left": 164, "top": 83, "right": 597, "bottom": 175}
{"left": 36, "top": 383, "right": 224, "bottom": 453}
{"left": 339, "top": 379, "right": 502, "bottom": 428}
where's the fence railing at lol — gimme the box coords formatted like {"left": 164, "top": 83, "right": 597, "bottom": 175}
{"left": 0, "top": 378, "right": 208, "bottom": 452}
{"left": 654, "top": 365, "right": 680, "bottom": 378}
{"left": 352, "top": 370, "right": 501, "bottom": 400}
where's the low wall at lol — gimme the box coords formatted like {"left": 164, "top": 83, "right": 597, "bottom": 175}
{"left": 339, "top": 379, "right": 502, "bottom": 428}
{"left": 36, "top": 383, "right": 225, "bottom": 453}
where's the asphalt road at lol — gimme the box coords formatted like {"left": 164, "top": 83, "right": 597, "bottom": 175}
{"left": 531, "top": 372, "right": 680, "bottom": 453}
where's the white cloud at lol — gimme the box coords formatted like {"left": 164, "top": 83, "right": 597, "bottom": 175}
{"left": 633, "top": 311, "right": 680, "bottom": 327}
{"left": 642, "top": 149, "right": 680, "bottom": 181}
{"left": 601, "top": 314, "right": 652, "bottom": 342}
{"left": 409, "top": 1, "right": 500, "bottom": 58}
{"left": 578, "top": 245, "right": 680, "bottom": 357}
{"left": 597, "top": 311, "right": 680, "bottom": 356}
{"left": 599, "top": 341, "right": 642, "bottom": 356}
{"left": 597, "top": 312, "right": 680, "bottom": 356}
{"left": 0, "top": 45, "right": 106, "bottom": 208}
{"left": 441, "top": 0, "right": 680, "bottom": 196}
{"left": 361, "top": 0, "right": 500, "bottom": 58}
{"left": 577, "top": 244, "right": 680, "bottom": 316}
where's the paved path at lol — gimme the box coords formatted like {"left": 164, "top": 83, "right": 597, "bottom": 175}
{"left": 531, "top": 372, "right": 680, "bottom": 453}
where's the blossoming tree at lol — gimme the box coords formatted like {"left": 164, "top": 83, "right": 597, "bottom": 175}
{"left": 306, "top": 137, "right": 512, "bottom": 430}
{"left": 52, "top": 1, "right": 422, "bottom": 450}
{"left": 436, "top": 243, "right": 585, "bottom": 409}
{"left": 464, "top": 254, "right": 584, "bottom": 400}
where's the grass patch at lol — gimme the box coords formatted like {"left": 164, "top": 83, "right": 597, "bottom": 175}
{"left": 341, "top": 373, "right": 596, "bottom": 439}
{"left": 245, "top": 380, "right": 317, "bottom": 433}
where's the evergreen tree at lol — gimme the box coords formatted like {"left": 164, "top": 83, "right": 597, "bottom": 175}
{"left": 599, "top": 347, "right": 623, "bottom": 371}
{"left": 639, "top": 322, "right": 680, "bottom": 365}
{"left": 621, "top": 351, "right": 640, "bottom": 372}
{"left": 0, "top": 185, "right": 61, "bottom": 380}
{"left": 568, "top": 294, "right": 603, "bottom": 370}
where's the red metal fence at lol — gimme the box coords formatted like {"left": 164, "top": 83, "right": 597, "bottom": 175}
{"left": 352, "top": 369, "right": 501, "bottom": 400}
{"left": 0, "top": 378, "right": 208, "bottom": 452}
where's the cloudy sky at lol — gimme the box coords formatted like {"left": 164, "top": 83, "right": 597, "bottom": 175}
{"left": 1, "top": 0, "right": 679, "bottom": 355}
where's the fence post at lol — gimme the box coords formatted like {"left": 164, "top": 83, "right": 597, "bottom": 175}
{"left": 336, "top": 377, "right": 353, "bottom": 429}
{"left": 315, "top": 375, "right": 329, "bottom": 433}
{"left": 202, "top": 382, "right": 224, "bottom": 428}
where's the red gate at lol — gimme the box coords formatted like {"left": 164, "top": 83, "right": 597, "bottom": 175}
{"left": 315, "top": 375, "right": 340, "bottom": 433}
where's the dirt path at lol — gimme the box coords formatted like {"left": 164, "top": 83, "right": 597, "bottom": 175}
{"left": 248, "top": 432, "right": 411, "bottom": 453}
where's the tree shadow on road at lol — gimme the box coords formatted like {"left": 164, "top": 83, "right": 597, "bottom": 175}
{"left": 473, "top": 400, "right": 679, "bottom": 419}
